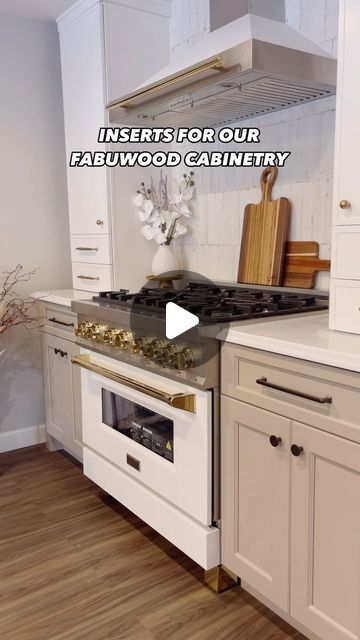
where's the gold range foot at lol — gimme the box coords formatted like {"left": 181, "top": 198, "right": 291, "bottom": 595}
{"left": 204, "top": 566, "right": 239, "bottom": 593}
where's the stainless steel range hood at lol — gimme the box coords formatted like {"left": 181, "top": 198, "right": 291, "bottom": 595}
{"left": 107, "top": 6, "right": 337, "bottom": 128}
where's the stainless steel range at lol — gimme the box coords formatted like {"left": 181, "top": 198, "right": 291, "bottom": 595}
{"left": 71, "top": 281, "right": 328, "bottom": 580}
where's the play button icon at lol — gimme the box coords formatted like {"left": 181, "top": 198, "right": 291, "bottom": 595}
{"left": 166, "top": 302, "right": 199, "bottom": 340}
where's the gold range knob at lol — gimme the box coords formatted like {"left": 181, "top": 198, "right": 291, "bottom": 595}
{"left": 340, "top": 200, "right": 351, "bottom": 209}
{"left": 142, "top": 340, "right": 159, "bottom": 359}
{"left": 75, "top": 322, "right": 96, "bottom": 338}
{"left": 111, "top": 329, "right": 133, "bottom": 349}
{"left": 131, "top": 337, "right": 152, "bottom": 354}
{"left": 163, "top": 346, "right": 196, "bottom": 369}
{"left": 88, "top": 324, "right": 109, "bottom": 341}
{"left": 74, "top": 322, "right": 86, "bottom": 337}
{"left": 175, "top": 348, "right": 196, "bottom": 370}
{"left": 101, "top": 328, "right": 113, "bottom": 344}
{"left": 163, "top": 344, "right": 183, "bottom": 366}
{"left": 153, "top": 341, "right": 170, "bottom": 362}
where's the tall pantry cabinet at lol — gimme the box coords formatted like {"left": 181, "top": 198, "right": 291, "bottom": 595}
{"left": 330, "top": 0, "right": 360, "bottom": 332}
{"left": 57, "top": 0, "right": 171, "bottom": 292}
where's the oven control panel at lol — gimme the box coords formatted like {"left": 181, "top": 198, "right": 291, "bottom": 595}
{"left": 75, "top": 322, "right": 197, "bottom": 370}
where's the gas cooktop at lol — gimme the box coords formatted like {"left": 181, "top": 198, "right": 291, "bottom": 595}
{"left": 93, "top": 282, "right": 329, "bottom": 323}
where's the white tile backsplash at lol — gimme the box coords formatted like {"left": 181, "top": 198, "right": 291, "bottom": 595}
{"left": 170, "top": 0, "right": 338, "bottom": 288}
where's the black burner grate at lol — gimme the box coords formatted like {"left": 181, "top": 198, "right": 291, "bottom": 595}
{"left": 93, "top": 283, "right": 328, "bottom": 323}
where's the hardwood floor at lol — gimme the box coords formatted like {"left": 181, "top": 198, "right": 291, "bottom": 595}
{"left": 0, "top": 445, "right": 306, "bottom": 640}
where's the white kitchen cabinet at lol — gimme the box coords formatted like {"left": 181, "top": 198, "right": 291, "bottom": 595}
{"left": 57, "top": 0, "right": 170, "bottom": 291}
{"left": 221, "top": 344, "right": 360, "bottom": 640}
{"left": 291, "top": 422, "right": 360, "bottom": 640}
{"left": 40, "top": 300, "right": 83, "bottom": 460}
{"left": 221, "top": 397, "right": 291, "bottom": 611}
{"left": 59, "top": 3, "right": 109, "bottom": 238}
{"left": 331, "top": 226, "right": 360, "bottom": 280}
{"left": 330, "top": 0, "right": 360, "bottom": 332}
{"left": 332, "top": 0, "right": 360, "bottom": 226}
{"left": 330, "top": 278, "right": 360, "bottom": 333}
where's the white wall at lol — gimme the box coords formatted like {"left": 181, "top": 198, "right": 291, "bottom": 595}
{"left": 170, "top": 0, "right": 338, "bottom": 288}
{"left": 0, "top": 15, "right": 72, "bottom": 450}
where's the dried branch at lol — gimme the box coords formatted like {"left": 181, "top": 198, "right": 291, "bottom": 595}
{"left": 0, "top": 265, "right": 39, "bottom": 335}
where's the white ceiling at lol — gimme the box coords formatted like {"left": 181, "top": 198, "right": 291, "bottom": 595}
{"left": 0, "top": 0, "right": 76, "bottom": 22}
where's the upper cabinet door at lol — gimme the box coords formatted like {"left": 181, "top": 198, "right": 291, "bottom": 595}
{"left": 291, "top": 421, "right": 360, "bottom": 640}
{"left": 59, "top": 4, "right": 109, "bottom": 235}
{"left": 333, "top": 0, "right": 360, "bottom": 225}
{"left": 103, "top": 2, "right": 170, "bottom": 104}
{"left": 221, "top": 397, "right": 291, "bottom": 612}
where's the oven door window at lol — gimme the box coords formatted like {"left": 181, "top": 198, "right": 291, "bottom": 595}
{"left": 101, "top": 388, "right": 174, "bottom": 463}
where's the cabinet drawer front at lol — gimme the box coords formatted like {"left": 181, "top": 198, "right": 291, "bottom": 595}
{"left": 72, "top": 263, "right": 113, "bottom": 292}
{"left": 42, "top": 303, "right": 76, "bottom": 339}
{"left": 331, "top": 227, "right": 360, "bottom": 279}
{"left": 222, "top": 344, "right": 360, "bottom": 443}
{"left": 329, "top": 279, "right": 360, "bottom": 334}
{"left": 71, "top": 235, "right": 111, "bottom": 264}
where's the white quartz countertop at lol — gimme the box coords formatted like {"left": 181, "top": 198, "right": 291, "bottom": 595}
{"left": 32, "top": 289, "right": 88, "bottom": 308}
{"left": 217, "top": 312, "right": 360, "bottom": 373}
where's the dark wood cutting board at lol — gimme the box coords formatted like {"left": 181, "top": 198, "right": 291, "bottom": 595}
{"left": 283, "top": 241, "right": 331, "bottom": 288}
{"left": 237, "top": 168, "right": 290, "bottom": 286}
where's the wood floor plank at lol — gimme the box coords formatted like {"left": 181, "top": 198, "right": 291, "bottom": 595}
{"left": 0, "top": 445, "right": 307, "bottom": 640}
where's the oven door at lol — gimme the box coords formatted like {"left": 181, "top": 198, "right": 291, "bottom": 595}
{"left": 74, "top": 349, "right": 213, "bottom": 526}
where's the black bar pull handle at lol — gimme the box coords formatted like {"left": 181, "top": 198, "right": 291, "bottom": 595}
{"left": 256, "top": 377, "right": 332, "bottom": 405}
{"left": 49, "top": 317, "right": 74, "bottom": 328}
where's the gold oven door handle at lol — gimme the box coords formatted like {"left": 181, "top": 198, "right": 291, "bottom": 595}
{"left": 71, "top": 355, "right": 196, "bottom": 413}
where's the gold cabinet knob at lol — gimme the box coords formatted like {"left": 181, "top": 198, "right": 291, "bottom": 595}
{"left": 96, "top": 219, "right": 104, "bottom": 225}
{"left": 340, "top": 200, "right": 351, "bottom": 209}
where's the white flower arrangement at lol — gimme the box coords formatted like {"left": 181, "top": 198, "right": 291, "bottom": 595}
{"left": 133, "top": 172, "right": 195, "bottom": 246}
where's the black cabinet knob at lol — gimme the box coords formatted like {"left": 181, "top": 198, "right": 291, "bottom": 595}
{"left": 291, "top": 444, "right": 304, "bottom": 457}
{"left": 269, "top": 435, "right": 282, "bottom": 447}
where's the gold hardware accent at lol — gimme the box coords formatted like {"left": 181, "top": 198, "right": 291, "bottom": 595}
{"left": 71, "top": 355, "right": 196, "bottom": 413}
{"left": 163, "top": 345, "right": 177, "bottom": 365}
{"left": 87, "top": 324, "right": 109, "bottom": 341}
{"left": 75, "top": 246, "right": 99, "bottom": 251}
{"left": 111, "top": 329, "right": 133, "bottom": 349}
{"left": 84, "top": 323, "right": 97, "bottom": 338}
{"left": 77, "top": 275, "right": 100, "bottom": 281}
{"left": 107, "top": 56, "right": 224, "bottom": 110}
{"left": 75, "top": 323, "right": 86, "bottom": 337}
{"left": 101, "top": 329, "right": 113, "bottom": 344}
{"left": 340, "top": 200, "right": 351, "bottom": 209}
{"left": 204, "top": 566, "right": 239, "bottom": 593}
{"left": 131, "top": 337, "right": 152, "bottom": 354}
{"left": 96, "top": 219, "right": 104, "bottom": 225}
{"left": 142, "top": 340, "right": 157, "bottom": 358}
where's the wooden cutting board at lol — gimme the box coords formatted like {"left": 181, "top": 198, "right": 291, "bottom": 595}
{"left": 283, "top": 241, "right": 331, "bottom": 288}
{"left": 237, "top": 167, "right": 290, "bottom": 286}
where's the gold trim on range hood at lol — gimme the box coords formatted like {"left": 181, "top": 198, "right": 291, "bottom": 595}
{"left": 107, "top": 55, "right": 225, "bottom": 110}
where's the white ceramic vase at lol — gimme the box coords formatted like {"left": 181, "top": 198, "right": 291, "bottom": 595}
{"left": 152, "top": 245, "right": 179, "bottom": 276}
